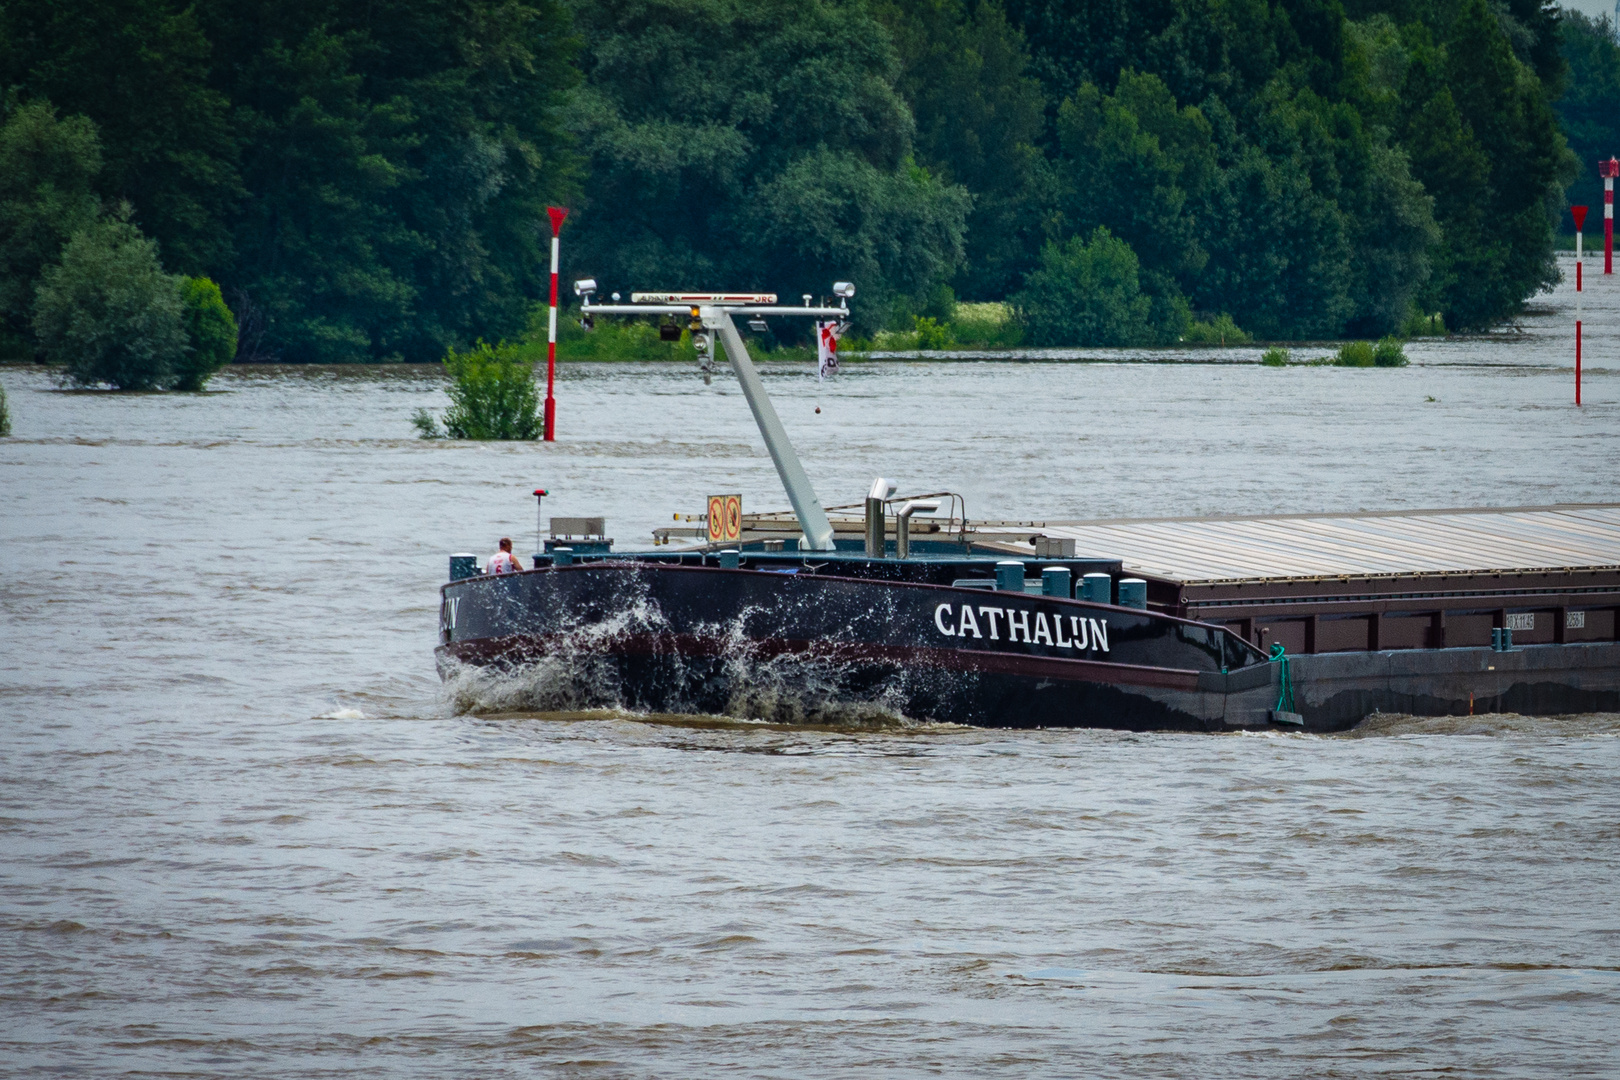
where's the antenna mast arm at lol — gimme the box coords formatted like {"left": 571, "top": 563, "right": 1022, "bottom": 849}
{"left": 579, "top": 295, "right": 846, "bottom": 552}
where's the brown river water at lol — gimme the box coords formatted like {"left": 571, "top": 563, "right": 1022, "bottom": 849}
{"left": 2, "top": 258, "right": 1618, "bottom": 1076}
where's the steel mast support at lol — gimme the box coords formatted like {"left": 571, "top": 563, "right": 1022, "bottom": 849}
{"left": 707, "top": 307, "right": 836, "bottom": 550}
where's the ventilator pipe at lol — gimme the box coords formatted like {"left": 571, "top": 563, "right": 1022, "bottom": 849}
{"left": 894, "top": 500, "right": 939, "bottom": 559}
{"left": 865, "top": 478, "right": 896, "bottom": 557}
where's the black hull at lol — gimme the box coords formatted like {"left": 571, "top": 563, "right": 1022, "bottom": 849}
{"left": 436, "top": 562, "right": 1620, "bottom": 731}
{"left": 435, "top": 562, "right": 1280, "bottom": 731}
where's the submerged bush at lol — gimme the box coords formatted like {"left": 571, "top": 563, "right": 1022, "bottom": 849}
{"left": 0, "top": 380, "right": 10, "bottom": 435}
{"left": 174, "top": 277, "right": 238, "bottom": 390}
{"left": 415, "top": 340, "right": 541, "bottom": 440}
{"left": 1184, "top": 313, "right": 1253, "bottom": 345}
{"left": 1260, "top": 346, "right": 1290, "bottom": 367}
{"left": 34, "top": 218, "right": 187, "bottom": 389}
{"left": 1373, "top": 336, "right": 1409, "bottom": 367}
{"left": 1334, "top": 340, "right": 1375, "bottom": 367}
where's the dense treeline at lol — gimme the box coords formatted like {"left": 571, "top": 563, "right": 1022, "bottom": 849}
{"left": 1558, "top": 9, "right": 1620, "bottom": 226}
{"left": 0, "top": 0, "right": 1594, "bottom": 362}
{"left": 0, "top": 0, "right": 577, "bottom": 364}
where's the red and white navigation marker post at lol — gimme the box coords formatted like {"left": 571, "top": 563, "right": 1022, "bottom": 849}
{"left": 1603, "top": 158, "right": 1618, "bottom": 274}
{"left": 1573, "top": 204, "right": 1587, "bottom": 406}
{"left": 543, "top": 206, "right": 569, "bottom": 441}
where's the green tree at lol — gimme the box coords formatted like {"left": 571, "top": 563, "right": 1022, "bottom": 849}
{"left": 174, "top": 275, "right": 237, "bottom": 390}
{"left": 34, "top": 217, "right": 188, "bottom": 389}
{"left": 204, "top": 0, "right": 580, "bottom": 362}
{"left": 882, "top": 0, "right": 1056, "bottom": 299}
{"left": 1195, "top": 141, "right": 1354, "bottom": 340}
{"left": 1556, "top": 11, "right": 1620, "bottom": 231}
{"left": 0, "top": 100, "right": 103, "bottom": 345}
{"left": 565, "top": 0, "right": 968, "bottom": 335}
{"left": 0, "top": 0, "right": 240, "bottom": 275}
{"left": 1386, "top": 0, "right": 1574, "bottom": 329}
{"left": 1013, "top": 226, "right": 1154, "bottom": 345}
{"left": 1053, "top": 71, "right": 1215, "bottom": 339}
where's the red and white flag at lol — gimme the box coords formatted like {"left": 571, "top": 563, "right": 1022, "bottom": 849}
{"left": 817, "top": 320, "right": 845, "bottom": 380}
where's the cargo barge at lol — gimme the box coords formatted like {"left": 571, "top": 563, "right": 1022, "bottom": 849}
{"left": 435, "top": 289, "right": 1620, "bottom": 731}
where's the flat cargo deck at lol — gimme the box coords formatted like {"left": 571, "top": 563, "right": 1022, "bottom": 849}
{"left": 1035, "top": 504, "right": 1620, "bottom": 583}
{"left": 1033, "top": 504, "right": 1620, "bottom": 655}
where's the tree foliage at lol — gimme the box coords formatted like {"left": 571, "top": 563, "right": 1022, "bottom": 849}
{"left": 1, "top": 0, "right": 579, "bottom": 363}
{"left": 564, "top": 0, "right": 969, "bottom": 334}
{"left": 1014, "top": 227, "right": 1157, "bottom": 346}
{"left": 1556, "top": 11, "right": 1620, "bottom": 231}
{"left": 0, "top": 100, "right": 103, "bottom": 342}
{"left": 882, "top": 0, "right": 1055, "bottom": 299}
{"left": 0, "top": 0, "right": 1586, "bottom": 351}
{"left": 34, "top": 217, "right": 189, "bottom": 389}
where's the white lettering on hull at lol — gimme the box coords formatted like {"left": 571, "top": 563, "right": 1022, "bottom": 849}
{"left": 933, "top": 603, "right": 1110, "bottom": 654}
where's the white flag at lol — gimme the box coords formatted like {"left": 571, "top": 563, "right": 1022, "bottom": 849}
{"left": 817, "top": 320, "right": 845, "bottom": 380}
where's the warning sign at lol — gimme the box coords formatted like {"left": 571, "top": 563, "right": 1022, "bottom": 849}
{"left": 707, "top": 494, "right": 742, "bottom": 543}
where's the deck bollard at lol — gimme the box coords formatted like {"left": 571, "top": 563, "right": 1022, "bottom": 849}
{"left": 1041, "top": 566, "right": 1072, "bottom": 598}
{"left": 720, "top": 549, "right": 740, "bottom": 570}
{"left": 995, "top": 561, "right": 1024, "bottom": 592}
{"left": 1080, "top": 572, "right": 1111, "bottom": 604}
{"left": 1118, "top": 578, "right": 1147, "bottom": 609}
{"left": 552, "top": 546, "right": 573, "bottom": 567}
{"left": 449, "top": 554, "right": 479, "bottom": 581}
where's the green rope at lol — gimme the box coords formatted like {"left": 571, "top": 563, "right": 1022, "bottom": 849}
{"left": 1270, "top": 643, "right": 1296, "bottom": 714}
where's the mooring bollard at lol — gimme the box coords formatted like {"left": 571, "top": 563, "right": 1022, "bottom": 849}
{"left": 720, "top": 549, "right": 740, "bottom": 570}
{"left": 449, "top": 554, "right": 478, "bottom": 581}
{"left": 1080, "top": 572, "right": 1112, "bottom": 604}
{"left": 1041, "top": 566, "right": 1072, "bottom": 598}
{"left": 1118, "top": 578, "right": 1147, "bottom": 610}
{"left": 995, "top": 561, "right": 1024, "bottom": 592}
{"left": 552, "top": 546, "right": 573, "bottom": 567}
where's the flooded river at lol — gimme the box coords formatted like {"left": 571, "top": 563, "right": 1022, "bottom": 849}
{"left": 2, "top": 262, "right": 1618, "bottom": 1075}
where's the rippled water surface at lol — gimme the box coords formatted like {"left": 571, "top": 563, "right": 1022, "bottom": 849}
{"left": 3, "top": 265, "right": 1619, "bottom": 1076}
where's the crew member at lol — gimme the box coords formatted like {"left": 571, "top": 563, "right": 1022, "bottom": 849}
{"left": 485, "top": 537, "right": 523, "bottom": 575}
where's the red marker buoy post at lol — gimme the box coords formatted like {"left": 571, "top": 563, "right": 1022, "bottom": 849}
{"left": 543, "top": 206, "right": 569, "bottom": 441}
{"left": 1603, "top": 158, "right": 1618, "bottom": 274}
{"left": 1573, "top": 204, "right": 1587, "bottom": 406}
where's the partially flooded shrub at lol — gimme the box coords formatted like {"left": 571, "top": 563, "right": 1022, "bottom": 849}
{"left": 0, "top": 380, "right": 10, "bottom": 435}
{"left": 1335, "top": 340, "right": 1375, "bottom": 367}
{"left": 415, "top": 340, "right": 541, "bottom": 440}
{"left": 1260, "top": 346, "right": 1290, "bottom": 366}
{"left": 1373, "top": 336, "right": 1409, "bottom": 367}
{"left": 34, "top": 218, "right": 187, "bottom": 389}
